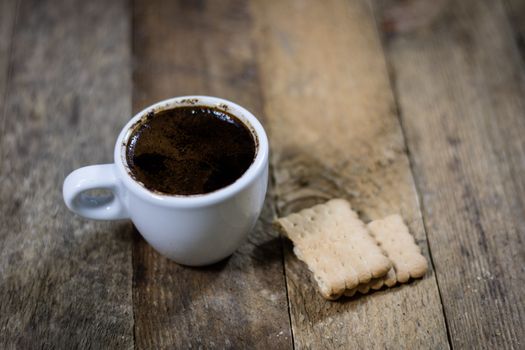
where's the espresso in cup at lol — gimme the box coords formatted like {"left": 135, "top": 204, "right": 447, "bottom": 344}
{"left": 125, "top": 106, "right": 257, "bottom": 195}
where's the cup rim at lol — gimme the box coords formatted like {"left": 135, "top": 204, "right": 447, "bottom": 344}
{"left": 114, "top": 96, "right": 269, "bottom": 207}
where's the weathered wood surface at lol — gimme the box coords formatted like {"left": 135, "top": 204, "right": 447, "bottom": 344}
{"left": 132, "top": 0, "right": 293, "bottom": 348}
{"left": 2, "top": 0, "right": 525, "bottom": 348}
{"left": 376, "top": 0, "right": 525, "bottom": 348}
{"left": 0, "top": 0, "right": 134, "bottom": 348}
{"left": 252, "top": 0, "right": 449, "bottom": 348}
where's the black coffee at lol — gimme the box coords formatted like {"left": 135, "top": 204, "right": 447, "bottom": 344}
{"left": 126, "top": 106, "right": 256, "bottom": 195}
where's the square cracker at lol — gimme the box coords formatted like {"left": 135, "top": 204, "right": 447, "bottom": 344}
{"left": 344, "top": 268, "right": 396, "bottom": 297}
{"left": 344, "top": 214, "right": 428, "bottom": 297}
{"left": 275, "top": 199, "right": 391, "bottom": 300}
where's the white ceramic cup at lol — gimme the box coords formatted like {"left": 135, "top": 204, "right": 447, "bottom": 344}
{"left": 63, "top": 96, "right": 269, "bottom": 266}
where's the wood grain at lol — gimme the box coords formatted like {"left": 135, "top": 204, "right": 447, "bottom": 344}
{"left": 132, "top": 0, "right": 293, "bottom": 348}
{"left": 0, "top": 0, "right": 18, "bottom": 114}
{"left": 0, "top": 0, "right": 134, "bottom": 348}
{"left": 251, "top": 0, "right": 449, "bottom": 348}
{"left": 376, "top": 0, "right": 525, "bottom": 347}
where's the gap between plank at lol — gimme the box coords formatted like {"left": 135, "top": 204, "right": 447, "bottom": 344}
{"left": 130, "top": 0, "right": 137, "bottom": 348}
{"left": 500, "top": 0, "right": 525, "bottom": 75}
{"left": 272, "top": 171, "right": 297, "bottom": 350}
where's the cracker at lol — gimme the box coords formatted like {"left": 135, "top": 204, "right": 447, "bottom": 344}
{"left": 344, "top": 268, "right": 396, "bottom": 297}
{"left": 368, "top": 214, "right": 428, "bottom": 282}
{"left": 344, "top": 214, "right": 428, "bottom": 297}
{"left": 275, "top": 199, "right": 392, "bottom": 300}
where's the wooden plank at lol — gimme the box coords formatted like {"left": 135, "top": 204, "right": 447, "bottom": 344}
{"left": 0, "top": 0, "right": 134, "bottom": 348}
{"left": 132, "top": 1, "right": 293, "bottom": 348}
{"left": 0, "top": 0, "right": 18, "bottom": 112}
{"left": 375, "top": 0, "right": 525, "bottom": 348}
{"left": 251, "top": 0, "right": 449, "bottom": 348}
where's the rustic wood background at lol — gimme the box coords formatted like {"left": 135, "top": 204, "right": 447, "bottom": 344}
{"left": 0, "top": 0, "right": 523, "bottom": 348}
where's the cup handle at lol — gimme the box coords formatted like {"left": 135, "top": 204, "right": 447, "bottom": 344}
{"left": 63, "top": 164, "right": 129, "bottom": 220}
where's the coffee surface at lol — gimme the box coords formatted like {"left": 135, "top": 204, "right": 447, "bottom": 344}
{"left": 126, "top": 106, "right": 256, "bottom": 195}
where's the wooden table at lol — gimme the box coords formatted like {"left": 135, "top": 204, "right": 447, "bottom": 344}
{"left": 1, "top": 0, "right": 523, "bottom": 348}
